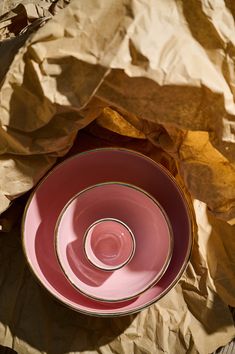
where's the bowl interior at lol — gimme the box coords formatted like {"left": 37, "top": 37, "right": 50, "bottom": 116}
{"left": 55, "top": 182, "right": 173, "bottom": 302}
{"left": 23, "top": 148, "right": 192, "bottom": 316}
{"left": 84, "top": 218, "right": 135, "bottom": 271}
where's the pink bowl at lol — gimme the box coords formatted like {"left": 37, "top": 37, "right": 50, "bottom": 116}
{"left": 84, "top": 218, "right": 136, "bottom": 271}
{"left": 22, "top": 148, "right": 193, "bottom": 316}
{"left": 55, "top": 182, "right": 173, "bottom": 302}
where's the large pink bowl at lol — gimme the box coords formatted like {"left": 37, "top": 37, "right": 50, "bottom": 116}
{"left": 22, "top": 148, "right": 193, "bottom": 316}
{"left": 55, "top": 182, "right": 173, "bottom": 302}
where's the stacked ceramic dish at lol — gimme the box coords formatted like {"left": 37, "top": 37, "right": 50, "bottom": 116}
{"left": 22, "top": 148, "right": 193, "bottom": 316}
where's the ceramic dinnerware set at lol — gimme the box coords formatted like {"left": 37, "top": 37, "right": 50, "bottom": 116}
{"left": 22, "top": 148, "right": 193, "bottom": 316}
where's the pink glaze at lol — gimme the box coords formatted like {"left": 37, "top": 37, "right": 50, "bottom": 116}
{"left": 55, "top": 183, "right": 172, "bottom": 302}
{"left": 84, "top": 218, "right": 135, "bottom": 271}
{"left": 22, "top": 148, "right": 192, "bottom": 316}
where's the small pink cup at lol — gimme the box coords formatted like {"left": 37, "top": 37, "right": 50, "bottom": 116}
{"left": 83, "top": 218, "right": 136, "bottom": 271}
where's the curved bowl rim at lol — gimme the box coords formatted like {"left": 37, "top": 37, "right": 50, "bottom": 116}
{"left": 54, "top": 181, "right": 174, "bottom": 302}
{"left": 21, "top": 147, "right": 195, "bottom": 317}
{"left": 83, "top": 217, "right": 136, "bottom": 271}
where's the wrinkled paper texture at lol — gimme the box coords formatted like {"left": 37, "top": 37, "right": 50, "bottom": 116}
{"left": 0, "top": 0, "right": 235, "bottom": 221}
{"left": 0, "top": 130, "right": 235, "bottom": 354}
{"left": 0, "top": 1, "right": 235, "bottom": 353}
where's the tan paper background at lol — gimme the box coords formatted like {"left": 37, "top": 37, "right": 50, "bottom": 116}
{"left": 0, "top": 1, "right": 235, "bottom": 353}
{"left": 0, "top": 0, "right": 235, "bottom": 222}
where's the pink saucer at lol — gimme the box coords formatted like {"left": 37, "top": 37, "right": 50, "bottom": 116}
{"left": 55, "top": 182, "right": 172, "bottom": 302}
{"left": 22, "top": 148, "right": 193, "bottom": 316}
{"left": 84, "top": 218, "right": 136, "bottom": 271}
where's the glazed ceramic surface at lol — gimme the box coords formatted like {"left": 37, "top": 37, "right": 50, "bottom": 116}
{"left": 83, "top": 218, "right": 135, "bottom": 271}
{"left": 55, "top": 183, "right": 172, "bottom": 302}
{"left": 22, "top": 148, "right": 192, "bottom": 316}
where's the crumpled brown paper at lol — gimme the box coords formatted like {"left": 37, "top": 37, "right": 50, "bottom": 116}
{"left": 0, "top": 0, "right": 70, "bottom": 213}
{"left": 0, "top": 129, "right": 234, "bottom": 354}
{"left": 0, "top": 1, "right": 235, "bottom": 353}
{"left": 0, "top": 0, "right": 235, "bottom": 223}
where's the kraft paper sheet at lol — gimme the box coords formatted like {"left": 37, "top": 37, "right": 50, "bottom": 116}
{"left": 0, "top": 1, "right": 235, "bottom": 353}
